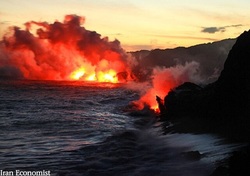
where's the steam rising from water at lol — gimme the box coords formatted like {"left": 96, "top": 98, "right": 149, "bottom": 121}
{"left": 131, "top": 61, "right": 202, "bottom": 111}
{"left": 0, "top": 14, "right": 224, "bottom": 110}
{"left": 0, "top": 15, "right": 131, "bottom": 82}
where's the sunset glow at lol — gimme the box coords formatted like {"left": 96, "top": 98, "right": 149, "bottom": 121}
{"left": 1, "top": 1, "right": 250, "bottom": 51}
{"left": 1, "top": 0, "right": 250, "bottom": 111}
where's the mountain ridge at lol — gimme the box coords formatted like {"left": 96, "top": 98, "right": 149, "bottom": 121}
{"left": 129, "top": 38, "right": 236, "bottom": 83}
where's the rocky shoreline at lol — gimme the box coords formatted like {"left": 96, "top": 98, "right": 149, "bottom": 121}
{"left": 157, "top": 30, "right": 250, "bottom": 175}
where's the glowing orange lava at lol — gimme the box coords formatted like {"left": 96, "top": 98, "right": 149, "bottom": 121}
{"left": 86, "top": 74, "right": 96, "bottom": 81}
{"left": 69, "top": 66, "right": 119, "bottom": 83}
{"left": 97, "top": 69, "right": 118, "bottom": 83}
{"left": 0, "top": 15, "right": 132, "bottom": 83}
{"left": 70, "top": 67, "right": 85, "bottom": 80}
{"left": 151, "top": 104, "right": 160, "bottom": 113}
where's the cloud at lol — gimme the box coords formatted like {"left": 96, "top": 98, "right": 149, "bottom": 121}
{"left": 201, "top": 24, "right": 243, "bottom": 34}
{"left": 201, "top": 27, "right": 226, "bottom": 34}
{"left": 230, "top": 24, "right": 243, "bottom": 28}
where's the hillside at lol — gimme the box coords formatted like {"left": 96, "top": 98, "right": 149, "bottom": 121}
{"left": 130, "top": 39, "right": 236, "bottom": 83}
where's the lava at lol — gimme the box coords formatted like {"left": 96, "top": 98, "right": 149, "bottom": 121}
{"left": 132, "top": 61, "right": 201, "bottom": 112}
{"left": 0, "top": 14, "right": 203, "bottom": 112}
{"left": 70, "top": 67, "right": 86, "bottom": 80}
{"left": 0, "top": 14, "right": 131, "bottom": 83}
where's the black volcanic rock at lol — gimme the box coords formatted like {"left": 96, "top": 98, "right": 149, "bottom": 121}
{"left": 164, "top": 82, "right": 203, "bottom": 118}
{"left": 162, "top": 30, "right": 250, "bottom": 139}
{"left": 214, "top": 31, "right": 250, "bottom": 117}
{"left": 161, "top": 30, "right": 250, "bottom": 176}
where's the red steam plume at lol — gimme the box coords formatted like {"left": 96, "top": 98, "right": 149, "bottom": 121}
{"left": 0, "top": 14, "right": 202, "bottom": 112}
{"left": 0, "top": 15, "right": 131, "bottom": 82}
{"left": 132, "top": 61, "right": 201, "bottom": 112}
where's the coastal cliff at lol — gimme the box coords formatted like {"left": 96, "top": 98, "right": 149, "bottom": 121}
{"left": 161, "top": 30, "right": 250, "bottom": 176}
{"left": 162, "top": 30, "right": 250, "bottom": 137}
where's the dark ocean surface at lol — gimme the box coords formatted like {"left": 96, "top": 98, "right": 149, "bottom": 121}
{"left": 0, "top": 80, "right": 244, "bottom": 176}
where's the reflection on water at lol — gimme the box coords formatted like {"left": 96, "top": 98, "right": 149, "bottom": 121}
{"left": 0, "top": 80, "right": 245, "bottom": 175}
{"left": 0, "top": 80, "right": 136, "bottom": 170}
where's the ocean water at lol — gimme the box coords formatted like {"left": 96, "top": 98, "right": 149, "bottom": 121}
{"left": 0, "top": 80, "right": 243, "bottom": 176}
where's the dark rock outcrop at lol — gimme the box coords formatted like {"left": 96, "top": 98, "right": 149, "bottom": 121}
{"left": 162, "top": 30, "right": 250, "bottom": 176}
{"left": 214, "top": 31, "right": 250, "bottom": 118}
{"left": 163, "top": 30, "right": 250, "bottom": 139}
{"left": 164, "top": 82, "right": 203, "bottom": 118}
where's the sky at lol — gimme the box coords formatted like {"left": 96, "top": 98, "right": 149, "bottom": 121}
{"left": 0, "top": 0, "right": 250, "bottom": 51}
